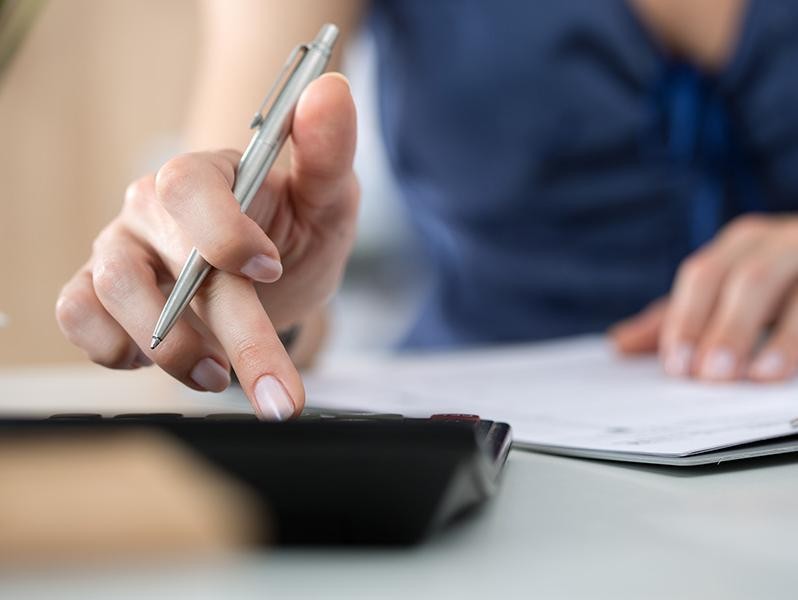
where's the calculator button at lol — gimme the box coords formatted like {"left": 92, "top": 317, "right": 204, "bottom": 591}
{"left": 113, "top": 413, "right": 183, "bottom": 420}
{"left": 298, "top": 414, "right": 323, "bottom": 421}
{"left": 48, "top": 413, "right": 103, "bottom": 420}
{"left": 204, "top": 413, "right": 258, "bottom": 420}
{"left": 356, "top": 413, "right": 404, "bottom": 420}
{"left": 431, "top": 414, "right": 481, "bottom": 422}
{"left": 335, "top": 414, "right": 405, "bottom": 421}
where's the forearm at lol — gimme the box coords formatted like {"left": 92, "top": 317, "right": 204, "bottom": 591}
{"left": 182, "top": 1, "right": 364, "bottom": 368}
{"left": 185, "top": 0, "right": 364, "bottom": 150}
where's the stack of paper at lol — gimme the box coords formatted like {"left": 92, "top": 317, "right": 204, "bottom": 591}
{"left": 305, "top": 337, "right": 798, "bottom": 465}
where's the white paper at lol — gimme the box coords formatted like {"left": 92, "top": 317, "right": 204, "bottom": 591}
{"left": 305, "top": 336, "right": 798, "bottom": 457}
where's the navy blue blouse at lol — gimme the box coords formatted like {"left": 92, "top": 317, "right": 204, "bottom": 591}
{"left": 368, "top": 0, "right": 798, "bottom": 348}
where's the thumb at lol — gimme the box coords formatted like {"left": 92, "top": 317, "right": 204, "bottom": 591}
{"left": 609, "top": 298, "right": 668, "bottom": 355}
{"left": 289, "top": 72, "right": 358, "bottom": 213}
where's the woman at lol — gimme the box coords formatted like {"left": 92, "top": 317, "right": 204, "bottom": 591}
{"left": 56, "top": 0, "right": 798, "bottom": 419}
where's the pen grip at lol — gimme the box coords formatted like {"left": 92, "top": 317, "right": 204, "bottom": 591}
{"left": 151, "top": 24, "right": 337, "bottom": 348}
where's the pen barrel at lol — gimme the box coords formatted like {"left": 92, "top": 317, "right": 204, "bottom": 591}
{"left": 151, "top": 24, "right": 337, "bottom": 346}
{"left": 234, "top": 140, "right": 279, "bottom": 213}
{"left": 233, "top": 27, "right": 336, "bottom": 213}
{"left": 151, "top": 248, "right": 212, "bottom": 342}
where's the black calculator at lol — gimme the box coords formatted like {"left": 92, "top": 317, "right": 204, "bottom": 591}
{"left": 0, "top": 410, "right": 512, "bottom": 544}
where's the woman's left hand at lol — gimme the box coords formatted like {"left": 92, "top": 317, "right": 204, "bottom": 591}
{"left": 611, "top": 214, "right": 798, "bottom": 382}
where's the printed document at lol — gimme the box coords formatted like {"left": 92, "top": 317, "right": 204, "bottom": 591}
{"left": 305, "top": 336, "right": 798, "bottom": 461}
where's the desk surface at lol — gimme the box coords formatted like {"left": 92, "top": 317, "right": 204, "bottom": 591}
{"left": 1, "top": 364, "right": 797, "bottom": 599}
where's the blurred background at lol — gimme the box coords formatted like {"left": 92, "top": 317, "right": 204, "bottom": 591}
{"left": 0, "top": 0, "right": 421, "bottom": 366}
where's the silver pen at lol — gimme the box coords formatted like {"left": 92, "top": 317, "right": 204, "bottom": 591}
{"left": 150, "top": 24, "right": 339, "bottom": 350}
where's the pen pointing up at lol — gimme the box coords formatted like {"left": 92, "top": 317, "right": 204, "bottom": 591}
{"left": 150, "top": 24, "right": 339, "bottom": 350}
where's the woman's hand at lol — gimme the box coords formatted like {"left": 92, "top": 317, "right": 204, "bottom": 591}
{"left": 56, "top": 73, "right": 359, "bottom": 419}
{"left": 611, "top": 214, "right": 798, "bottom": 382}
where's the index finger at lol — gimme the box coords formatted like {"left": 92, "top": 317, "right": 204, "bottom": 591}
{"left": 153, "top": 151, "right": 284, "bottom": 283}
{"left": 193, "top": 272, "right": 304, "bottom": 420}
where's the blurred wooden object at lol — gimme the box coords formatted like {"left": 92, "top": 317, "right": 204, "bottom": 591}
{"left": 0, "top": 0, "right": 197, "bottom": 365}
{"left": 0, "top": 430, "right": 264, "bottom": 565}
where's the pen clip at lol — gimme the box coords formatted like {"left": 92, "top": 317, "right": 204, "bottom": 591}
{"left": 249, "top": 43, "right": 309, "bottom": 129}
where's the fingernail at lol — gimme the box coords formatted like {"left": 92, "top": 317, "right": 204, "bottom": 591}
{"left": 325, "top": 72, "right": 351, "bottom": 89}
{"left": 241, "top": 254, "right": 283, "bottom": 283}
{"left": 190, "top": 358, "right": 231, "bottom": 392}
{"left": 254, "top": 375, "right": 295, "bottom": 421}
{"left": 750, "top": 351, "right": 786, "bottom": 379}
{"left": 700, "top": 348, "right": 736, "bottom": 380}
{"left": 663, "top": 343, "right": 694, "bottom": 377}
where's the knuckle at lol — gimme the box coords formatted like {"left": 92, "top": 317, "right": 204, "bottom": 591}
{"left": 54, "top": 289, "right": 90, "bottom": 336}
{"left": 123, "top": 175, "right": 156, "bottom": 213}
{"left": 55, "top": 288, "right": 136, "bottom": 368}
{"left": 90, "top": 224, "right": 112, "bottom": 256}
{"left": 726, "top": 214, "right": 770, "bottom": 240}
{"left": 91, "top": 221, "right": 124, "bottom": 257}
{"left": 235, "top": 338, "right": 264, "bottom": 371}
{"left": 154, "top": 155, "right": 195, "bottom": 209}
{"left": 233, "top": 336, "right": 275, "bottom": 374}
{"left": 678, "top": 253, "right": 716, "bottom": 285}
{"left": 92, "top": 253, "right": 132, "bottom": 301}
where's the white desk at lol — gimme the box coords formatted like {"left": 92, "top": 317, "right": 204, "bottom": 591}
{"left": 1, "top": 364, "right": 797, "bottom": 599}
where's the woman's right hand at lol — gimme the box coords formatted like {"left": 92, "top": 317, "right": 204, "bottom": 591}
{"left": 56, "top": 73, "right": 359, "bottom": 420}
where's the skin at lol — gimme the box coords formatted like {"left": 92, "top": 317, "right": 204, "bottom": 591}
{"left": 609, "top": 0, "right": 798, "bottom": 383}
{"left": 57, "top": 73, "right": 359, "bottom": 417}
{"left": 57, "top": 0, "right": 794, "bottom": 421}
{"left": 611, "top": 215, "right": 798, "bottom": 382}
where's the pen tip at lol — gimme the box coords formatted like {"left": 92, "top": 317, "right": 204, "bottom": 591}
{"left": 150, "top": 336, "right": 161, "bottom": 350}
